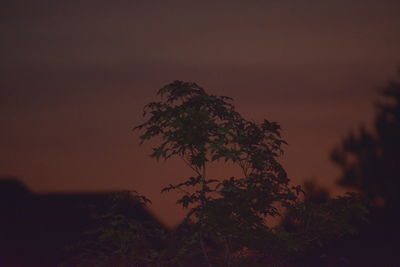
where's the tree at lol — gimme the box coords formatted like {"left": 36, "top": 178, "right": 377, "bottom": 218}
{"left": 134, "top": 81, "right": 299, "bottom": 266}
{"left": 331, "top": 73, "right": 400, "bottom": 211}
{"left": 328, "top": 73, "right": 400, "bottom": 266}
{"left": 134, "top": 80, "right": 369, "bottom": 266}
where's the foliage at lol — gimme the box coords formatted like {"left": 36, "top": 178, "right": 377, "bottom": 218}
{"left": 274, "top": 177, "right": 368, "bottom": 267}
{"left": 283, "top": 192, "right": 367, "bottom": 247}
{"left": 325, "top": 73, "right": 400, "bottom": 266}
{"left": 66, "top": 80, "right": 369, "bottom": 266}
{"left": 61, "top": 191, "right": 167, "bottom": 267}
{"left": 134, "top": 81, "right": 299, "bottom": 265}
{"left": 331, "top": 73, "right": 400, "bottom": 210}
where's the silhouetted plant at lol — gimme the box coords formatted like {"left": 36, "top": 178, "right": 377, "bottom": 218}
{"left": 62, "top": 191, "right": 166, "bottom": 267}
{"left": 133, "top": 80, "right": 370, "bottom": 266}
{"left": 331, "top": 73, "right": 400, "bottom": 211}
{"left": 135, "top": 81, "right": 302, "bottom": 266}
{"left": 326, "top": 72, "right": 400, "bottom": 266}
{"left": 279, "top": 178, "right": 367, "bottom": 266}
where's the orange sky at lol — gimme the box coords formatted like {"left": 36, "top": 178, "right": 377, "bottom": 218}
{"left": 1, "top": 0, "right": 399, "bottom": 227}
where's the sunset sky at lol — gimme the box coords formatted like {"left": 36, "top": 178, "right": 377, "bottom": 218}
{"left": 1, "top": 0, "right": 399, "bottom": 226}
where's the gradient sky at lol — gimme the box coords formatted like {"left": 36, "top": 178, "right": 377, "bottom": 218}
{"left": 1, "top": 0, "right": 399, "bottom": 227}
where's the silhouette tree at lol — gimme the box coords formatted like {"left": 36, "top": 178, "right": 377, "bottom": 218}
{"left": 329, "top": 72, "right": 400, "bottom": 265}
{"left": 135, "top": 81, "right": 299, "bottom": 266}
{"left": 331, "top": 73, "right": 400, "bottom": 212}
{"left": 134, "top": 81, "right": 368, "bottom": 266}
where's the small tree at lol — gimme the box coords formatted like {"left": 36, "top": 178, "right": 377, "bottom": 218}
{"left": 135, "top": 81, "right": 298, "bottom": 266}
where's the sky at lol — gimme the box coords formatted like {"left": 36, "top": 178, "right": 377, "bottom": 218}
{"left": 1, "top": 0, "right": 400, "bottom": 227}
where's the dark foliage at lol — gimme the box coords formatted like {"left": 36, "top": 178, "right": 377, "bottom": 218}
{"left": 331, "top": 73, "right": 400, "bottom": 210}
{"left": 329, "top": 72, "right": 400, "bottom": 265}
{"left": 134, "top": 81, "right": 366, "bottom": 266}
{"left": 61, "top": 191, "right": 167, "bottom": 267}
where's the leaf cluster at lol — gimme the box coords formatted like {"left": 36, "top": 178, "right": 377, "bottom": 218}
{"left": 134, "top": 81, "right": 299, "bottom": 265}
